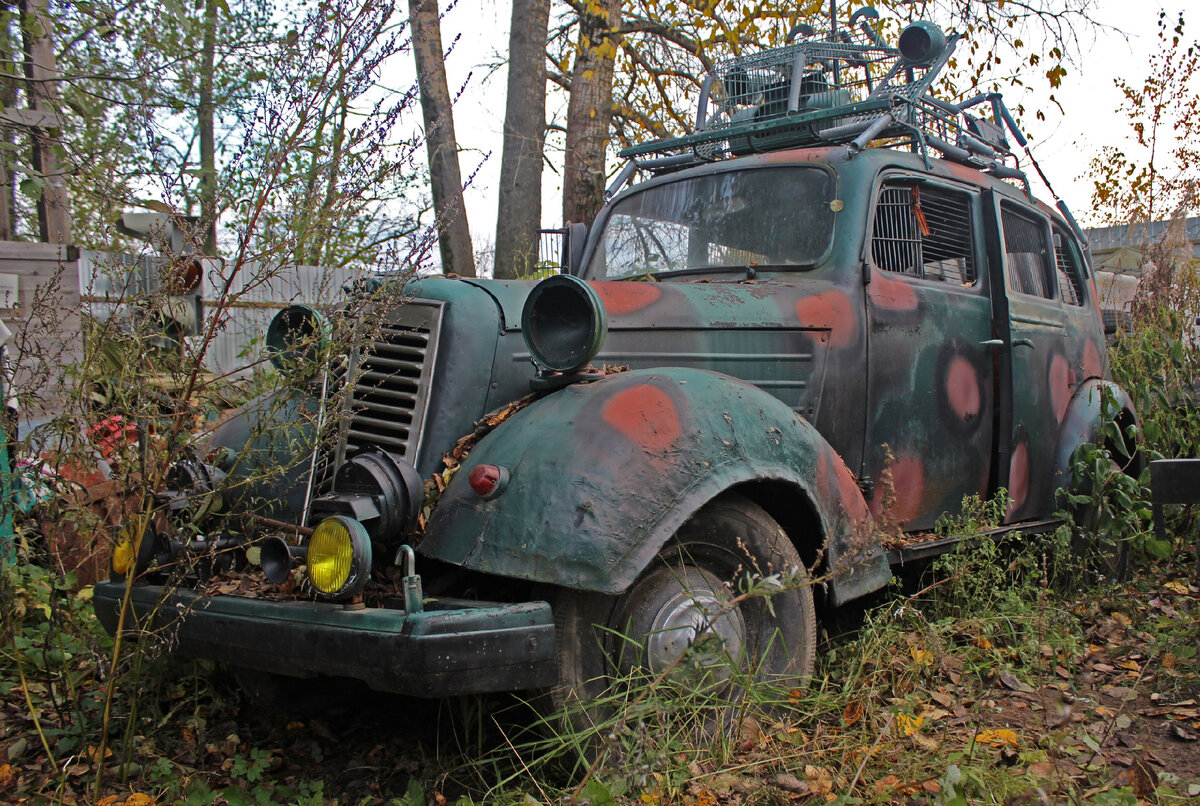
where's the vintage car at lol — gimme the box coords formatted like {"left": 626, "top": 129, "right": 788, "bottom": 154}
{"left": 94, "top": 16, "right": 1137, "bottom": 703}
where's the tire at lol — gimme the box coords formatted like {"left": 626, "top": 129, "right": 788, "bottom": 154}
{"left": 1070, "top": 458, "right": 1131, "bottom": 585}
{"left": 551, "top": 494, "right": 816, "bottom": 731}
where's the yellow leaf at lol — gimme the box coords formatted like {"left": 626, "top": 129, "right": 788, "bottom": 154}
{"left": 974, "top": 636, "right": 994, "bottom": 650}
{"left": 896, "top": 713, "right": 925, "bottom": 736}
{"left": 1118, "top": 659, "right": 1140, "bottom": 672}
{"left": 125, "top": 795, "right": 158, "bottom": 806}
{"left": 976, "top": 728, "right": 1019, "bottom": 748}
{"left": 1164, "top": 580, "right": 1189, "bottom": 594}
{"left": 910, "top": 646, "right": 933, "bottom": 666}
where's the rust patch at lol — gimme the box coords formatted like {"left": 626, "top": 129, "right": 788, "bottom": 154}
{"left": 590, "top": 281, "right": 663, "bottom": 315}
{"left": 796, "top": 290, "right": 856, "bottom": 347}
{"left": 1007, "top": 442, "right": 1030, "bottom": 517}
{"left": 946, "top": 355, "right": 981, "bottom": 421}
{"left": 1049, "top": 354, "right": 1071, "bottom": 423}
{"left": 602, "top": 382, "right": 682, "bottom": 452}
{"left": 867, "top": 270, "right": 920, "bottom": 311}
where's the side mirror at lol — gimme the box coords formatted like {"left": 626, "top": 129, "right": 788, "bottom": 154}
{"left": 566, "top": 222, "right": 588, "bottom": 276}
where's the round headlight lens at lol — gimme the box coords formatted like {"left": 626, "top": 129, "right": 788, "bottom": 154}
{"left": 520, "top": 274, "right": 607, "bottom": 373}
{"left": 307, "top": 516, "right": 372, "bottom": 598}
{"left": 266, "top": 304, "right": 331, "bottom": 375}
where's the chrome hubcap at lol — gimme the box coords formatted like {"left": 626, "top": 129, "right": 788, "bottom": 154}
{"left": 641, "top": 569, "right": 746, "bottom": 676}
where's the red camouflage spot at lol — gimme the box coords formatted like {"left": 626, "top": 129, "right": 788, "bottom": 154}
{"left": 602, "top": 383, "right": 681, "bottom": 452}
{"left": 946, "top": 356, "right": 981, "bottom": 421}
{"left": 867, "top": 270, "right": 919, "bottom": 311}
{"left": 590, "top": 282, "right": 662, "bottom": 315}
{"left": 796, "top": 290, "right": 857, "bottom": 348}
{"left": 1049, "top": 354, "right": 1071, "bottom": 423}
{"left": 1082, "top": 339, "right": 1102, "bottom": 379}
{"left": 869, "top": 454, "right": 924, "bottom": 527}
{"left": 1006, "top": 442, "right": 1030, "bottom": 518}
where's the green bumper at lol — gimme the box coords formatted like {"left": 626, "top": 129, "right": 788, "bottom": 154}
{"left": 93, "top": 581, "right": 558, "bottom": 697}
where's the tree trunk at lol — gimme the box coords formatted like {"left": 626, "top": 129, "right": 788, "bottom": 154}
{"left": 198, "top": 0, "right": 218, "bottom": 255}
{"left": 20, "top": 0, "right": 69, "bottom": 245}
{"left": 409, "top": 0, "right": 475, "bottom": 277}
{"left": 562, "top": 0, "right": 621, "bottom": 227}
{"left": 493, "top": 0, "right": 549, "bottom": 279}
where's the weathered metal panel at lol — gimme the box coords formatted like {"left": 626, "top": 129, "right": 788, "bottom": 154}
{"left": 420, "top": 367, "right": 887, "bottom": 600}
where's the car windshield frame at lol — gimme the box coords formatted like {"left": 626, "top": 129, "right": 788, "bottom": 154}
{"left": 584, "top": 165, "right": 835, "bottom": 280}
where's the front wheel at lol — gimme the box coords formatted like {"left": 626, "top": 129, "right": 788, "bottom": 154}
{"left": 553, "top": 494, "right": 817, "bottom": 718}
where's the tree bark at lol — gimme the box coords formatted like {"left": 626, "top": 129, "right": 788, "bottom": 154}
{"left": 493, "top": 0, "right": 549, "bottom": 279}
{"left": 409, "top": 0, "right": 475, "bottom": 276}
{"left": 20, "top": 0, "right": 69, "bottom": 245}
{"left": 562, "top": 0, "right": 621, "bottom": 227}
{"left": 198, "top": 0, "right": 217, "bottom": 255}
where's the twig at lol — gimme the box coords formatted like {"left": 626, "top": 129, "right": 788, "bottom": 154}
{"left": 847, "top": 710, "right": 894, "bottom": 796}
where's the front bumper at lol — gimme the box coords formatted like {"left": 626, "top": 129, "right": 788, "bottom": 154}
{"left": 93, "top": 581, "right": 558, "bottom": 697}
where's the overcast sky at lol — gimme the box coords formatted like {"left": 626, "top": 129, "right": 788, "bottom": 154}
{"left": 410, "top": 1, "right": 1192, "bottom": 259}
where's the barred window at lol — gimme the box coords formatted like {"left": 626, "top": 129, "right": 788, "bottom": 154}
{"left": 871, "top": 182, "right": 976, "bottom": 285}
{"left": 1002, "top": 206, "right": 1053, "bottom": 299}
{"left": 1053, "top": 228, "right": 1086, "bottom": 306}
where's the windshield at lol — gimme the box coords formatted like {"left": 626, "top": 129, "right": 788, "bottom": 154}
{"left": 587, "top": 166, "right": 834, "bottom": 279}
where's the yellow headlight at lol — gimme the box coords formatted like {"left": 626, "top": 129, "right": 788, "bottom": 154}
{"left": 306, "top": 516, "right": 372, "bottom": 598}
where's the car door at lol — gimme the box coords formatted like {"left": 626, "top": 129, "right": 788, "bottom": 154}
{"left": 862, "top": 174, "right": 994, "bottom": 531}
{"left": 984, "top": 195, "right": 1076, "bottom": 522}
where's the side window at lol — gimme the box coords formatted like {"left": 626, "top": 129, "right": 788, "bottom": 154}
{"left": 871, "top": 181, "right": 976, "bottom": 284}
{"left": 1052, "top": 226, "right": 1086, "bottom": 306}
{"left": 1001, "top": 206, "right": 1053, "bottom": 299}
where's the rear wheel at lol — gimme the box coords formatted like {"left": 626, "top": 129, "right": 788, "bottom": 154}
{"left": 552, "top": 494, "right": 816, "bottom": 739}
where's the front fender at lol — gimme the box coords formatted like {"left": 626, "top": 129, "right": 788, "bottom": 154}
{"left": 1052, "top": 379, "right": 1139, "bottom": 498}
{"left": 420, "top": 368, "right": 885, "bottom": 601}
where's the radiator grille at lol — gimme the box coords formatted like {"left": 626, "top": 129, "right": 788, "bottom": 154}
{"left": 343, "top": 301, "right": 443, "bottom": 463}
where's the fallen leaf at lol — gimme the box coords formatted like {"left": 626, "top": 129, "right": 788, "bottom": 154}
{"left": 1170, "top": 723, "right": 1198, "bottom": 742}
{"left": 1163, "top": 653, "right": 1177, "bottom": 670}
{"left": 842, "top": 700, "right": 863, "bottom": 727}
{"left": 0, "top": 764, "right": 13, "bottom": 792}
{"left": 805, "top": 765, "right": 834, "bottom": 796}
{"left": 931, "top": 690, "right": 955, "bottom": 708}
{"left": 974, "top": 636, "right": 994, "bottom": 650}
{"left": 896, "top": 713, "right": 925, "bottom": 736}
{"left": 1000, "top": 670, "right": 1034, "bottom": 693}
{"left": 911, "top": 646, "right": 933, "bottom": 666}
{"left": 1129, "top": 760, "right": 1158, "bottom": 800}
{"left": 976, "top": 728, "right": 1019, "bottom": 748}
{"left": 1164, "top": 580, "right": 1189, "bottom": 594}
{"left": 1027, "top": 761, "right": 1055, "bottom": 777}
{"left": 772, "top": 773, "right": 808, "bottom": 794}
{"left": 873, "top": 775, "right": 900, "bottom": 792}
{"left": 1117, "top": 659, "right": 1141, "bottom": 672}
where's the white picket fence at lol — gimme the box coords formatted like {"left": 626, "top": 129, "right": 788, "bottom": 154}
{"left": 78, "top": 251, "right": 365, "bottom": 376}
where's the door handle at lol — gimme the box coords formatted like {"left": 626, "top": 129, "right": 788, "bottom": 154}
{"left": 979, "top": 338, "right": 1035, "bottom": 349}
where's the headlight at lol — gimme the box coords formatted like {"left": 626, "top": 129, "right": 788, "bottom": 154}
{"left": 306, "top": 516, "right": 372, "bottom": 599}
{"left": 521, "top": 274, "right": 607, "bottom": 373}
{"left": 266, "top": 304, "right": 330, "bottom": 375}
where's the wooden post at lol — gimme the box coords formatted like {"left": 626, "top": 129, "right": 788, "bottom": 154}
{"left": 20, "top": 0, "right": 70, "bottom": 245}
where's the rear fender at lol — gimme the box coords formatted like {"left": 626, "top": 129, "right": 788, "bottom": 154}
{"left": 420, "top": 368, "right": 888, "bottom": 604}
{"left": 1052, "top": 379, "right": 1139, "bottom": 499}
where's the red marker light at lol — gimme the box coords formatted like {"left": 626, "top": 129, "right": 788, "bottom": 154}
{"left": 468, "top": 464, "right": 509, "bottom": 499}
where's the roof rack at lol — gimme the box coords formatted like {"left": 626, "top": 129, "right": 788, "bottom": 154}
{"left": 618, "top": 13, "right": 1029, "bottom": 180}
